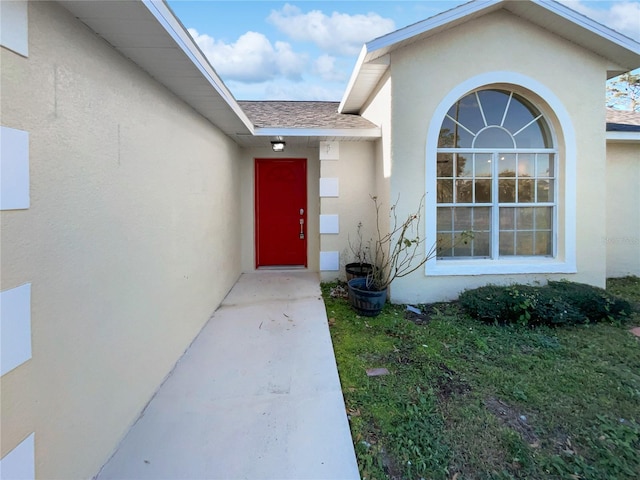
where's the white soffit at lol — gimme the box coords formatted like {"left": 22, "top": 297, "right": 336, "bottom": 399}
{"left": 58, "top": 0, "right": 253, "bottom": 137}
{"left": 606, "top": 132, "right": 640, "bottom": 143}
{"left": 340, "top": 0, "right": 640, "bottom": 113}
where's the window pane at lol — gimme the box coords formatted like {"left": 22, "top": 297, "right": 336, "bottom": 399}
{"left": 535, "top": 207, "right": 552, "bottom": 229}
{"left": 474, "top": 127, "right": 515, "bottom": 148}
{"left": 536, "top": 180, "right": 553, "bottom": 202}
{"left": 437, "top": 207, "right": 452, "bottom": 231}
{"left": 458, "top": 154, "right": 473, "bottom": 177}
{"left": 456, "top": 180, "right": 473, "bottom": 203}
{"left": 513, "top": 119, "right": 549, "bottom": 148}
{"left": 474, "top": 207, "right": 491, "bottom": 230}
{"left": 499, "top": 179, "right": 516, "bottom": 202}
{"left": 450, "top": 94, "right": 484, "bottom": 135}
{"left": 438, "top": 117, "right": 456, "bottom": 148}
{"left": 475, "top": 179, "right": 491, "bottom": 202}
{"left": 503, "top": 94, "right": 538, "bottom": 135}
{"left": 518, "top": 154, "right": 534, "bottom": 177}
{"left": 477, "top": 89, "right": 510, "bottom": 125}
{"left": 535, "top": 231, "right": 552, "bottom": 256}
{"left": 498, "top": 154, "right": 516, "bottom": 176}
{"left": 454, "top": 238, "right": 472, "bottom": 257}
{"left": 454, "top": 208, "right": 472, "bottom": 229}
{"left": 515, "top": 232, "right": 534, "bottom": 255}
{"left": 474, "top": 153, "right": 492, "bottom": 177}
{"left": 516, "top": 208, "right": 534, "bottom": 229}
{"left": 537, "top": 154, "right": 551, "bottom": 177}
{"left": 437, "top": 207, "right": 491, "bottom": 258}
{"left": 500, "top": 207, "right": 515, "bottom": 229}
{"left": 437, "top": 234, "right": 454, "bottom": 257}
{"left": 437, "top": 153, "right": 453, "bottom": 177}
{"left": 473, "top": 232, "right": 490, "bottom": 257}
{"left": 499, "top": 231, "right": 514, "bottom": 255}
{"left": 437, "top": 180, "right": 453, "bottom": 203}
{"left": 518, "top": 179, "right": 534, "bottom": 202}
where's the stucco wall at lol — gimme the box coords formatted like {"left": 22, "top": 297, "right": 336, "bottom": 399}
{"left": 0, "top": 2, "right": 241, "bottom": 478}
{"left": 362, "top": 73, "right": 393, "bottom": 232}
{"left": 606, "top": 141, "right": 640, "bottom": 277}
{"left": 240, "top": 147, "right": 320, "bottom": 273}
{"left": 384, "top": 10, "right": 610, "bottom": 303}
{"left": 319, "top": 141, "right": 378, "bottom": 282}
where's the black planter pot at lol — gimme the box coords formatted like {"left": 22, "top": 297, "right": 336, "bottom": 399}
{"left": 347, "top": 277, "right": 387, "bottom": 317}
{"left": 345, "top": 262, "right": 373, "bottom": 282}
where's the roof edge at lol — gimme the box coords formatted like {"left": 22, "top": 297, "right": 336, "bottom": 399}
{"left": 143, "top": 0, "right": 254, "bottom": 133}
{"left": 338, "top": 45, "right": 368, "bottom": 114}
{"left": 340, "top": 0, "right": 640, "bottom": 113}
{"left": 254, "top": 127, "right": 381, "bottom": 138}
{"left": 606, "top": 131, "right": 640, "bottom": 143}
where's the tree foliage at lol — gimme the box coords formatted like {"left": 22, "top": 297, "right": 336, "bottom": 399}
{"left": 607, "top": 71, "right": 640, "bottom": 112}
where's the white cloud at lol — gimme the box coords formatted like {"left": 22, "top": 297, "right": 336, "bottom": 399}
{"left": 268, "top": 4, "right": 396, "bottom": 56}
{"left": 560, "top": 1, "right": 640, "bottom": 40}
{"left": 313, "top": 54, "right": 347, "bottom": 82}
{"left": 188, "top": 28, "right": 307, "bottom": 83}
{"left": 265, "top": 81, "right": 346, "bottom": 101}
{"left": 227, "top": 78, "right": 345, "bottom": 101}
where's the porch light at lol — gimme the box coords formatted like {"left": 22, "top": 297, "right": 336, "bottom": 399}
{"left": 271, "top": 140, "right": 286, "bottom": 152}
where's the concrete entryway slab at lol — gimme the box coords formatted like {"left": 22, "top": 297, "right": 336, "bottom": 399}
{"left": 96, "top": 272, "right": 360, "bottom": 479}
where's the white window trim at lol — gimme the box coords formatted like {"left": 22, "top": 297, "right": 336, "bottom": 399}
{"left": 425, "top": 72, "right": 576, "bottom": 276}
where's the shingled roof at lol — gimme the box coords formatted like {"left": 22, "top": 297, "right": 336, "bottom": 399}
{"left": 606, "top": 108, "right": 640, "bottom": 132}
{"left": 238, "top": 101, "right": 378, "bottom": 130}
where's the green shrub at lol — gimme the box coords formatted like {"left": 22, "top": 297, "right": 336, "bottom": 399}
{"left": 459, "top": 284, "right": 585, "bottom": 326}
{"left": 459, "top": 281, "right": 632, "bottom": 327}
{"left": 547, "top": 280, "right": 632, "bottom": 321}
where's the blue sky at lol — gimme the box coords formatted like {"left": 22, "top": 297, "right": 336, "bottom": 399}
{"left": 166, "top": 0, "right": 640, "bottom": 101}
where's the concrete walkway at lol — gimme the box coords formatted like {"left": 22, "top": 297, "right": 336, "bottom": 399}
{"left": 97, "top": 272, "right": 360, "bottom": 480}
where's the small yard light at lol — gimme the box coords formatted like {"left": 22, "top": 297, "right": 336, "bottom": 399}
{"left": 271, "top": 140, "right": 286, "bottom": 152}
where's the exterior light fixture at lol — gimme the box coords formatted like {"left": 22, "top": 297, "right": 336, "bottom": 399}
{"left": 271, "top": 140, "right": 285, "bottom": 152}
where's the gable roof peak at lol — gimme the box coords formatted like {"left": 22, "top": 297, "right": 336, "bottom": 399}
{"left": 340, "top": 0, "right": 640, "bottom": 114}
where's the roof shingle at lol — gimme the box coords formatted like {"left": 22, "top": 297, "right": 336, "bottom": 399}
{"left": 606, "top": 108, "right": 640, "bottom": 132}
{"left": 238, "top": 101, "right": 378, "bottom": 130}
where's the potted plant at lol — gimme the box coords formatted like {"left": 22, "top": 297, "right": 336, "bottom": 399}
{"left": 347, "top": 195, "right": 436, "bottom": 316}
{"left": 345, "top": 221, "right": 373, "bottom": 281}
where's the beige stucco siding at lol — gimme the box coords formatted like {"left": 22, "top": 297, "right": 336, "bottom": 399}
{"left": 362, "top": 73, "right": 393, "bottom": 235}
{"left": 1, "top": 2, "right": 241, "bottom": 478}
{"left": 239, "top": 147, "right": 320, "bottom": 273}
{"left": 381, "top": 10, "right": 611, "bottom": 303}
{"left": 319, "top": 141, "right": 377, "bottom": 282}
{"left": 606, "top": 141, "right": 640, "bottom": 277}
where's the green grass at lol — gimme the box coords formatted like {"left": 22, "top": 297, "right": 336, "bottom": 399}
{"left": 324, "top": 277, "right": 640, "bottom": 479}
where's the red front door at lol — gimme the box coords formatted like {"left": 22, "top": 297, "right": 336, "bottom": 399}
{"left": 255, "top": 158, "right": 307, "bottom": 267}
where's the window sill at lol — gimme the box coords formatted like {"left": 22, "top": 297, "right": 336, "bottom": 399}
{"left": 425, "top": 258, "right": 577, "bottom": 276}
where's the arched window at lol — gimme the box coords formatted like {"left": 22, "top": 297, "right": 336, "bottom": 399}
{"left": 436, "top": 89, "right": 557, "bottom": 258}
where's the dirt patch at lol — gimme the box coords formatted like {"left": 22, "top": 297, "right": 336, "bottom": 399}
{"left": 436, "top": 363, "right": 471, "bottom": 401}
{"left": 485, "top": 397, "right": 539, "bottom": 445}
{"left": 404, "top": 304, "right": 441, "bottom": 325}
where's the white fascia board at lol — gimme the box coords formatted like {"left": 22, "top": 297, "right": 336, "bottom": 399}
{"left": 606, "top": 131, "right": 640, "bottom": 143}
{"left": 534, "top": 0, "right": 640, "bottom": 54}
{"left": 142, "top": 1, "right": 254, "bottom": 134}
{"left": 253, "top": 128, "right": 381, "bottom": 138}
{"left": 365, "top": 0, "right": 500, "bottom": 56}
{"left": 339, "top": 45, "right": 369, "bottom": 114}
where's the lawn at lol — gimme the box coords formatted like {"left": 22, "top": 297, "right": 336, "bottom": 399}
{"left": 323, "top": 276, "right": 640, "bottom": 480}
